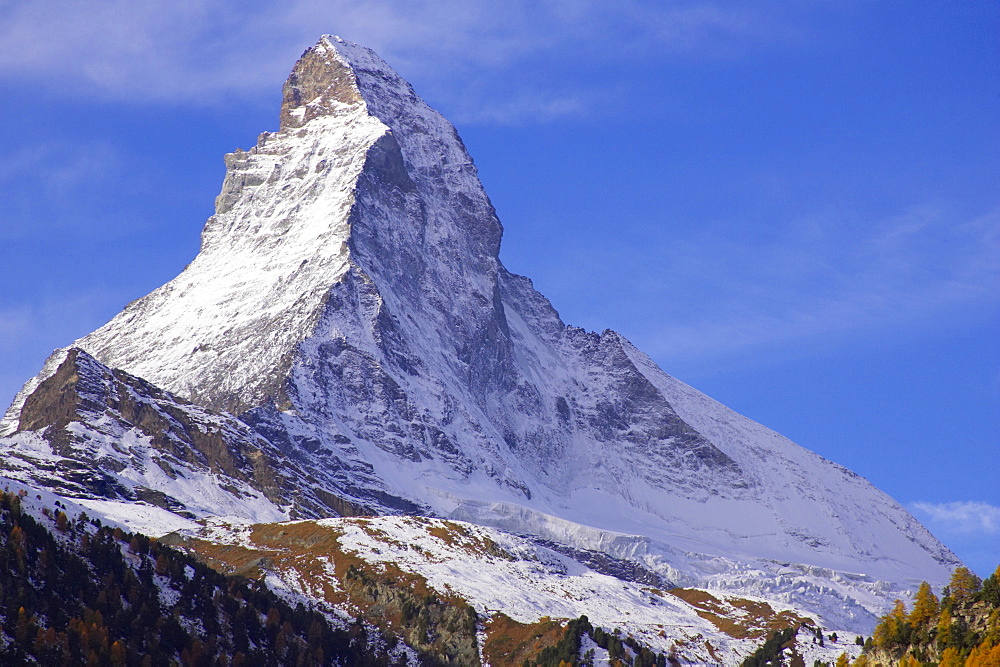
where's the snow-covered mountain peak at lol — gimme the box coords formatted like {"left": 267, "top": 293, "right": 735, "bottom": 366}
{"left": 1, "top": 35, "right": 962, "bottom": 632}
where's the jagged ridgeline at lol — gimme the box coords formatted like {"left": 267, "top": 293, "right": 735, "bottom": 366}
{"left": 0, "top": 34, "right": 968, "bottom": 664}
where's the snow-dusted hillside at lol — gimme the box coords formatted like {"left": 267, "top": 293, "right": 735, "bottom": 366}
{"left": 0, "top": 35, "right": 959, "bottom": 636}
{"left": 170, "top": 514, "right": 866, "bottom": 665}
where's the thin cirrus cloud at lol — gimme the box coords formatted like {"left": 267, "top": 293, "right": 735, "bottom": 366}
{"left": 554, "top": 205, "right": 1000, "bottom": 367}
{"left": 0, "top": 1, "right": 794, "bottom": 115}
{"left": 0, "top": 2, "right": 292, "bottom": 102}
{"left": 0, "top": 141, "right": 137, "bottom": 238}
{"left": 910, "top": 501, "right": 1000, "bottom": 536}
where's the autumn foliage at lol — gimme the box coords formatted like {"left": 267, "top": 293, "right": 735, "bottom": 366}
{"left": 858, "top": 565, "right": 1000, "bottom": 666}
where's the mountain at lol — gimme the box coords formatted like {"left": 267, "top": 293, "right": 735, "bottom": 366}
{"left": 0, "top": 35, "right": 960, "bottom": 658}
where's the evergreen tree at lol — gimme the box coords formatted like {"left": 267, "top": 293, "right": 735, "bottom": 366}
{"left": 908, "top": 581, "right": 939, "bottom": 631}
{"left": 873, "top": 599, "right": 909, "bottom": 648}
{"left": 946, "top": 566, "right": 981, "bottom": 605}
{"left": 860, "top": 565, "right": 1000, "bottom": 666}
{"left": 978, "top": 564, "right": 1000, "bottom": 606}
{"left": 937, "top": 607, "right": 954, "bottom": 646}
{"left": 0, "top": 491, "right": 398, "bottom": 665}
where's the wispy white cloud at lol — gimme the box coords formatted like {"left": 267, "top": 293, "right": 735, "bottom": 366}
{"left": 445, "top": 91, "right": 592, "bottom": 126}
{"left": 0, "top": 2, "right": 291, "bottom": 103}
{"left": 910, "top": 501, "right": 1000, "bottom": 535}
{"left": 0, "top": 1, "right": 798, "bottom": 118}
{"left": 0, "top": 141, "right": 139, "bottom": 238}
{"left": 620, "top": 205, "right": 1000, "bottom": 365}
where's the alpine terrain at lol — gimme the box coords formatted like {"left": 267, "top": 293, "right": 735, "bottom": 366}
{"left": 0, "top": 36, "right": 963, "bottom": 664}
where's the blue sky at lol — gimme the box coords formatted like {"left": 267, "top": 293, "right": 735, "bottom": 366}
{"left": 0, "top": 2, "right": 997, "bottom": 575}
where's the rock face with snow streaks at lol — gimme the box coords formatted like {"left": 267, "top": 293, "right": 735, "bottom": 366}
{"left": 0, "top": 36, "right": 959, "bottom": 630}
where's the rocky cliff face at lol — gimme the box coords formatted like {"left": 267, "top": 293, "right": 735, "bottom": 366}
{"left": 0, "top": 36, "right": 960, "bottom": 631}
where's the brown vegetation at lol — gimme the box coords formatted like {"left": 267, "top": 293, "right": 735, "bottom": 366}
{"left": 179, "top": 518, "right": 481, "bottom": 664}
{"left": 482, "top": 613, "right": 568, "bottom": 665}
{"left": 669, "top": 588, "right": 813, "bottom": 639}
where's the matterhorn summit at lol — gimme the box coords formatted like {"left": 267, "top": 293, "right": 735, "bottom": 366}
{"left": 0, "top": 36, "right": 959, "bottom": 638}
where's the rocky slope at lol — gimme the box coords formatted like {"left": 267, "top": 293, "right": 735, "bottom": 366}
{"left": 0, "top": 348, "right": 326, "bottom": 526}
{"left": 0, "top": 35, "right": 960, "bottom": 640}
{"left": 164, "top": 513, "right": 867, "bottom": 665}
{"left": 0, "top": 475, "right": 868, "bottom": 664}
